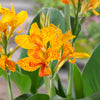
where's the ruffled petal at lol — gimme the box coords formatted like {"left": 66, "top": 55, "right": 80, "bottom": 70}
{"left": 28, "top": 48, "right": 44, "bottom": 60}
{"left": 0, "top": 55, "right": 7, "bottom": 70}
{"left": 45, "top": 48, "right": 60, "bottom": 62}
{"left": 39, "top": 66, "right": 51, "bottom": 77}
{"left": 61, "top": 0, "right": 70, "bottom": 4}
{"left": 15, "top": 35, "right": 36, "bottom": 49}
{"left": 17, "top": 57, "right": 41, "bottom": 71}
{"left": 41, "top": 27, "right": 56, "bottom": 44}
{"left": 62, "top": 30, "right": 75, "bottom": 42}
{"left": 5, "top": 60, "right": 16, "bottom": 72}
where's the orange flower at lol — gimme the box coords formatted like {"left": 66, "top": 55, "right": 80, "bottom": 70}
{"left": 17, "top": 48, "right": 60, "bottom": 77}
{"left": 81, "top": 0, "right": 100, "bottom": 15}
{"left": 0, "top": 3, "right": 28, "bottom": 34}
{"left": 61, "top": 0, "right": 70, "bottom": 4}
{"left": 0, "top": 55, "right": 16, "bottom": 72}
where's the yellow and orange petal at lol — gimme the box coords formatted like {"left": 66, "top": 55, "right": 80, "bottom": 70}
{"left": 41, "top": 27, "right": 57, "bottom": 44}
{"left": 17, "top": 57, "right": 42, "bottom": 71}
{"left": 0, "top": 55, "right": 7, "bottom": 70}
{"left": 30, "top": 23, "right": 40, "bottom": 36}
{"left": 39, "top": 66, "right": 51, "bottom": 77}
{"left": 45, "top": 48, "right": 60, "bottom": 62}
{"left": 62, "top": 30, "right": 75, "bottom": 42}
{"left": 61, "top": 0, "right": 70, "bottom": 4}
{"left": 15, "top": 35, "right": 36, "bottom": 49}
{"left": 92, "top": 9, "right": 99, "bottom": 15}
{"left": 28, "top": 49, "right": 44, "bottom": 60}
{"left": 5, "top": 60, "right": 16, "bottom": 72}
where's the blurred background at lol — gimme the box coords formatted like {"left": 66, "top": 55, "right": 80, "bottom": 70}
{"left": 0, "top": 0, "right": 100, "bottom": 100}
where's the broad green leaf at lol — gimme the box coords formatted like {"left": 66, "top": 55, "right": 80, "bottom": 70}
{"left": 15, "top": 94, "right": 32, "bottom": 100}
{"left": 52, "top": 95, "right": 66, "bottom": 100}
{"left": 73, "top": 64, "right": 84, "bottom": 99}
{"left": 27, "top": 94, "right": 49, "bottom": 100}
{"left": 82, "top": 44, "right": 100, "bottom": 97}
{"left": 10, "top": 71, "right": 31, "bottom": 93}
{"left": 78, "top": 91, "right": 100, "bottom": 100}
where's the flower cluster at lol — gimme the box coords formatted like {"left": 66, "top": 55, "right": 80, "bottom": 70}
{"left": 0, "top": 3, "right": 28, "bottom": 72}
{"left": 15, "top": 23, "right": 90, "bottom": 77}
{"left": 61, "top": 0, "right": 100, "bottom": 15}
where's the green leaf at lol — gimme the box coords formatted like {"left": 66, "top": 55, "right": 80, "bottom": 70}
{"left": 29, "top": 7, "right": 65, "bottom": 33}
{"left": 27, "top": 94, "right": 50, "bottom": 100}
{"left": 78, "top": 91, "right": 100, "bottom": 100}
{"left": 15, "top": 94, "right": 32, "bottom": 100}
{"left": 82, "top": 44, "right": 100, "bottom": 97}
{"left": 0, "top": 68, "right": 3, "bottom": 76}
{"left": 10, "top": 71, "right": 31, "bottom": 93}
{"left": 55, "top": 75, "right": 66, "bottom": 98}
{"left": 52, "top": 95, "right": 67, "bottom": 100}
{"left": 73, "top": 64, "right": 84, "bottom": 99}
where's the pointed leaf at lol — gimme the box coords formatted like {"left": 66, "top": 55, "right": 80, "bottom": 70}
{"left": 82, "top": 44, "right": 100, "bottom": 97}
{"left": 73, "top": 64, "right": 84, "bottom": 99}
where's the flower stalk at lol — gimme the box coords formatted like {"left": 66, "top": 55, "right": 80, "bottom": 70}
{"left": 64, "top": 4, "right": 74, "bottom": 100}
{"left": 6, "top": 68, "right": 13, "bottom": 100}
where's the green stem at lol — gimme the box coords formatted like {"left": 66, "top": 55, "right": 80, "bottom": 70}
{"left": 66, "top": 63, "right": 74, "bottom": 100}
{"left": 72, "top": 0, "right": 81, "bottom": 45}
{"left": 44, "top": 76, "right": 56, "bottom": 98}
{"left": 64, "top": 4, "right": 75, "bottom": 100}
{"left": 6, "top": 69, "right": 13, "bottom": 100}
{"left": 65, "top": 5, "right": 71, "bottom": 31}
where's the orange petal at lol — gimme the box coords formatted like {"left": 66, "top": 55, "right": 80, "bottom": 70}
{"left": 41, "top": 27, "right": 56, "bottom": 44}
{"left": 0, "top": 55, "right": 6, "bottom": 70}
{"left": 30, "top": 23, "right": 41, "bottom": 36}
{"left": 61, "top": 0, "right": 70, "bottom": 4}
{"left": 15, "top": 35, "right": 36, "bottom": 49}
{"left": 62, "top": 30, "right": 75, "bottom": 42}
{"left": 17, "top": 57, "right": 41, "bottom": 71}
{"left": 69, "top": 58, "right": 76, "bottom": 63}
{"left": 61, "top": 42, "right": 74, "bottom": 60}
{"left": 30, "top": 34, "right": 43, "bottom": 48}
{"left": 11, "top": 3, "right": 15, "bottom": 13}
{"left": 28, "top": 48, "right": 44, "bottom": 60}
{"left": 5, "top": 60, "right": 16, "bottom": 72}
{"left": 39, "top": 66, "right": 51, "bottom": 77}
{"left": 45, "top": 48, "right": 60, "bottom": 62}
{"left": 73, "top": 52, "right": 90, "bottom": 58}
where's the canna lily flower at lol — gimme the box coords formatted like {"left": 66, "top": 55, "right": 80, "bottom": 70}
{"left": 0, "top": 54, "right": 16, "bottom": 72}
{"left": 61, "top": 0, "right": 70, "bottom": 4}
{"left": 15, "top": 23, "right": 61, "bottom": 77}
{"left": 81, "top": 0, "right": 100, "bottom": 15}
{"left": 0, "top": 3, "right": 28, "bottom": 35}
{"left": 17, "top": 47, "right": 60, "bottom": 77}
{"left": 53, "top": 41, "right": 90, "bottom": 77}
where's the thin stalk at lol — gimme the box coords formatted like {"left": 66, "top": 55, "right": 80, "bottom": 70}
{"left": 44, "top": 76, "right": 56, "bottom": 99}
{"left": 72, "top": 0, "right": 81, "bottom": 46}
{"left": 64, "top": 5, "right": 71, "bottom": 31}
{"left": 64, "top": 4, "right": 74, "bottom": 100}
{"left": 6, "top": 69, "right": 13, "bottom": 100}
{"left": 66, "top": 63, "right": 74, "bottom": 100}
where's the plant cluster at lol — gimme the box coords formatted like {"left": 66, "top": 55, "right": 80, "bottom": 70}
{"left": 0, "top": 0, "right": 100, "bottom": 100}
